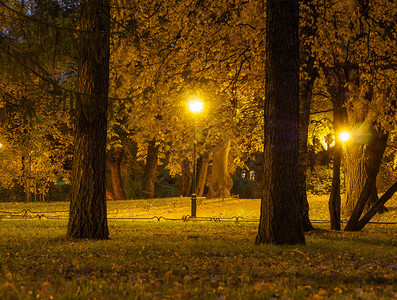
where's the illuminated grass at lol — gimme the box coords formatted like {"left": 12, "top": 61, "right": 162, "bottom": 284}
{"left": 1, "top": 196, "right": 397, "bottom": 299}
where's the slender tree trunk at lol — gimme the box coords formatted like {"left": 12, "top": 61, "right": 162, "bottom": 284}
{"left": 106, "top": 148, "right": 126, "bottom": 200}
{"left": 181, "top": 159, "right": 192, "bottom": 197}
{"left": 329, "top": 138, "right": 342, "bottom": 230}
{"left": 321, "top": 65, "right": 350, "bottom": 230}
{"left": 298, "top": 0, "right": 318, "bottom": 232}
{"left": 256, "top": 0, "right": 305, "bottom": 245}
{"left": 141, "top": 140, "right": 159, "bottom": 199}
{"left": 298, "top": 91, "right": 314, "bottom": 231}
{"left": 356, "top": 179, "right": 397, "bottom": 230}
{"left": 67, "top": 0, "right": 109, "bottom": 239}
{"left": 298, "top": 64, "right": 316, "bottom": 231}
{"left": 344, "top": 131, "right": 388, "bottom": 231}
{"left": 328, "top": 101, "right": 347, "bottom": 230}
{"left": 196, "top": 153, "right": 209, "bottom": 196}
{"left": 207, "top": 139, "right": 233, "bottom": 199}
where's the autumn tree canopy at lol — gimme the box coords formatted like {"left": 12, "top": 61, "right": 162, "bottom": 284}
{"left": 0, "top": 0, "right": 396, "bottom": 239}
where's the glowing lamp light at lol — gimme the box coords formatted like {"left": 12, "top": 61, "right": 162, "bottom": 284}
{"left": 189, "top": 100, "right": 204, "bottom": 113}
{"left": 339, "top": 131, "right": 350, "bottom": 142}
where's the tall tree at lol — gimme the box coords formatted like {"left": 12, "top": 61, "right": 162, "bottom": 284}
{"left": 314, "top": 0, "right": 397, "bottom": 226}
{"left": 298, "top": 0, "right": 318, "bottom": 231}
{"left": 67, "top": 0, "right": 110, "bottom": 239}
{"left": 256, "top": 0, "right": 305, "bottom": 245}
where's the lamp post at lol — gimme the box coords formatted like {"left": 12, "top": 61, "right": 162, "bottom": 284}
{"left": 189, "top": 100, "right": 203, "bottom": 218}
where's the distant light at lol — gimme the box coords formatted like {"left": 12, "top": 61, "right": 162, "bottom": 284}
{"left": 0, "top": 143, "right": 2, "bottom": 148}
{"left": 339, "top": 131, "right": 350, "bottom": 142}
{"left": 189, "top": 100, "right": 204, "bottom": 113}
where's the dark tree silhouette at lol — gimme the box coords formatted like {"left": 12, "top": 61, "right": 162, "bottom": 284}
{"left": 67, "top": 0, "right": 110, "bottom": 239}
{"left": 256, "top": 0, "right": 305, "bottom": 245}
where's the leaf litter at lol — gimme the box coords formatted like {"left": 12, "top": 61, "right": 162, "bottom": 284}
{"left": 0, "top": 195, "right": 397, "bottom": 299}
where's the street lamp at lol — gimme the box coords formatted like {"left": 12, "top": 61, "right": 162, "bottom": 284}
{"left": 189, "top": 99, "right": 203, "bottom": 217}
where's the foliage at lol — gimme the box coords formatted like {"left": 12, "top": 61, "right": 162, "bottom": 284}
{"left": 306, "top": 165, "right": 346, "bottom": 196}
{"left": 313, "top": 0, "right": 397, "bottom": 133}
{"left": 108, "top": 0, "right": 265, "bottom": 178}
{"left": 1, "top": 196, "right": 397, "bottom": 299}
{"left": 0, "top": 0, "right": 76, "bottom": 196}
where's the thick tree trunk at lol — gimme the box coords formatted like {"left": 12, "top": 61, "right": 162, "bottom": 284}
{"left": 256, "top": 0, "right": 305, "bottom": 245}
{"left": 141, "top": 140, "right": 159, "bottom": 199}
{"left": 196, "top": 153, "right": 209, "bottom": 197}
{"left": 343, "top": 89, "right": 379, "bottom": 216}
{"left": 106, "top": 148, "right": 126, "bottom": 200}
{"left": 67, "top": 0, "right": 110, "bottom": 239}
{"left": 344, "top": 131, "right": 388, "bottom": 231}
{"left": 344, "top": 145, "right": 365, "bottom": 215}
{"left": 207, "top": 139, "right": 233, "bottom": 199}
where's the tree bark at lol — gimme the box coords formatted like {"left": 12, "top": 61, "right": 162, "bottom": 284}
{"left": 106, "top": 147, "right": 126, "bottom": 200}
{"left": 141, "top": 140, "right": 159, "bottom": 199}
{"left": 344, "top": 131, "right": 388, "bottom": 231}
{"left": 196, "top": 153, "right": 209, "bottom": 196}
{"left": 67, "top": 0, "right": 109, "bottom": 239}
{"left": 256, "top": 0, "right": 305, "bottom": 245}
{"left": 181, "top": 159, "right": 192, "bottom": 197}
{"left": 344, "top": 120, "right": 366, "bottom": 216}
{"left": 207, "top": 139, "right": 233, "bottom": 199}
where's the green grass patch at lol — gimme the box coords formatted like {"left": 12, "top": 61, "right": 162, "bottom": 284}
{"left": 1, "top": 197, "right": 397, "bottom": 299}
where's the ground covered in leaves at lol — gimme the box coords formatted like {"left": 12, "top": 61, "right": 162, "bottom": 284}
{"left": 1, "top": 196, "right": 397, "bottom": 299}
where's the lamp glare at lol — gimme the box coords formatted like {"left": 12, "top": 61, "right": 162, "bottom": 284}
{"left": 189, "top": 100, "right": 203, "bottom": 113}
{"left": 339, "top": 131, "right": 350, "bottom": 142}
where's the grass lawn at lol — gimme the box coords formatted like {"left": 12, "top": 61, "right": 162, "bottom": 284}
{"left": 1, "top": 196, "right": 397, "bottom": 299}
